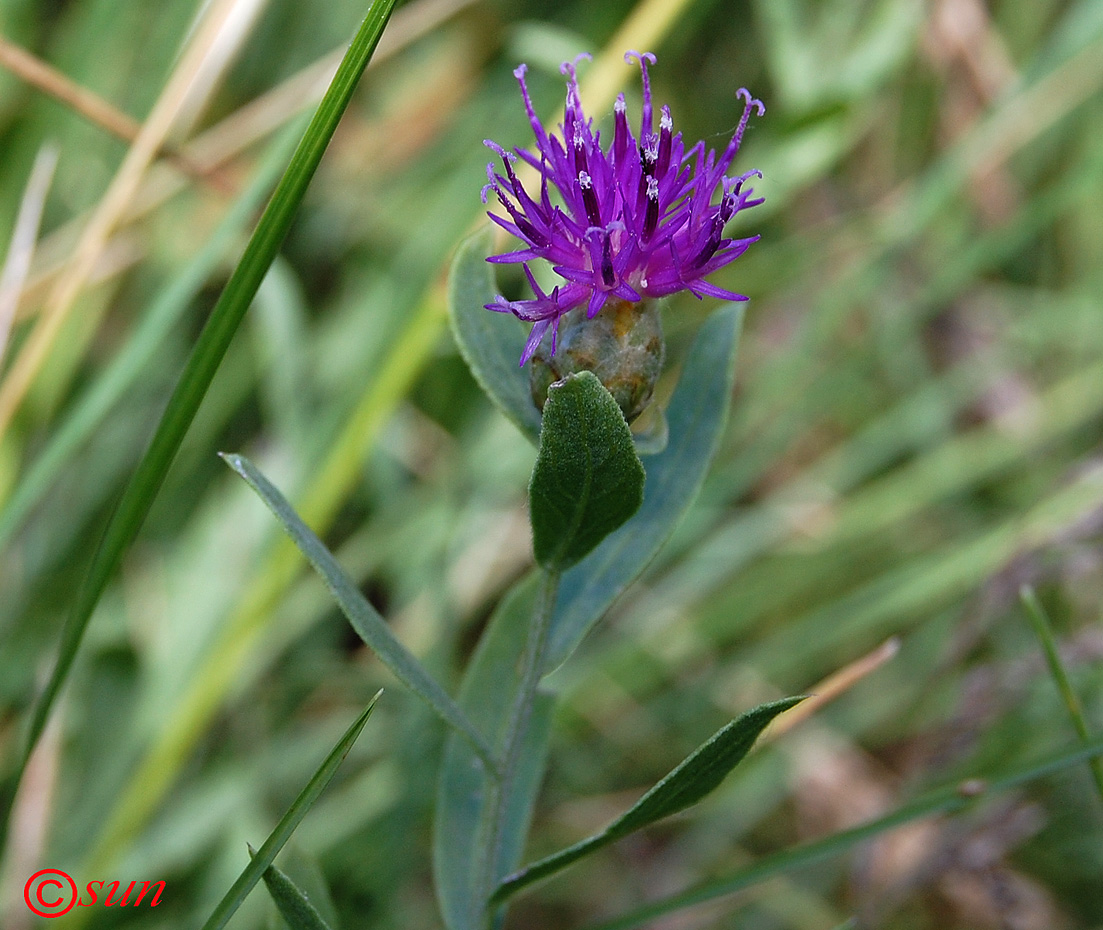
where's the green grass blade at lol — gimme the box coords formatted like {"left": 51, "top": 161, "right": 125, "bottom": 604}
{"left": 6, "top": 0, "right": 399, "bottom": 816}
{"left": 492, "top": 697, "right": 802, "bottom": 904}
{"left": 250, "top": 848, "right": 336, "bottom": 930}
{"left": 198, "top": 693, "right": 379, "bottom": 930}
{"left": 583, "top": 735, "right": 1103, "bottom": 930}
{"left": 0, "top": 120, "right": 304, "bottom": 552}
{"left": 1020, "top": 585, "right": 1103, "bottom": 803}
{"left": 221, "top": 453, "right": 496, "bottom": 771}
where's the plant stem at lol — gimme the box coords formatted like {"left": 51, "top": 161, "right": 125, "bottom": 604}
{"left": 1021, "top": 586, "right": 1103, "bottom": 804}
{"left": 476, "top": 568, "right": 560, "bottom": 929}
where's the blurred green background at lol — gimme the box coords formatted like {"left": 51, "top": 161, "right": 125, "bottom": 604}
{"left": 1, "top": 0, "right": 1102, "bottom": 927}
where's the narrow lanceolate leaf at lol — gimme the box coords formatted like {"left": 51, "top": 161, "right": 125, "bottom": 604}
{"left": 222, "top": 454, "right": 495, "bottom": 771}
{"left": 6, "top": 0, "right": 400, "bottom": 825}
{"left": 448, "top": 228, "right": 542, "bottom": 442}
{"left": 253, "top": 853, "right": 335, "bottom": 930}
{"left": 530, "top": 372, "right": 645, "bottom": 570}
{"left": 199, "top": 694, "right": 379, "bottom": 930}
{"left": 586, "top": 734, "right": 1103, "bottom": 930}
{"left": 492, "top": 697, "right": 803, "bottom": 904}
{"left": 546, "top": 304, "right": 743, "bottom": 667}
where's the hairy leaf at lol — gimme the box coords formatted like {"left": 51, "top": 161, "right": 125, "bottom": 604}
{"left": 254, "top": 854, "right": 335, "bottom": 930}
{"left": 530, "top": 372, "right": 645, "bottom": 570}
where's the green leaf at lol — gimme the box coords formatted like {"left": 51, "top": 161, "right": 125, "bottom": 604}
{"left": 222, "top": 453, "right": 495, "bottom": 771}
{"left": 5, "top": 0, "right": 400, "bottom": 829}
{"left": 530, "top": 372, "right": 645, "bottom": 570}
{"left": 546, "top": 304, "right": 743, "bottom": 667}
{"left": 492, "top": 697, "right": 803, "bottom": 904}
{"left": 448, "top": 228, "right": 542, "bottom": 442}
{"left": 434, "top": 576, "right": 555, "bottom": 930}
{"left": 198, "top": 694, "right": 379, "bottom": 930}
{"left": 585, "top": 734, "right": 1103, "bottom": 930}
{"left": 250, "top": 850, "right": 335, "bottom": 930}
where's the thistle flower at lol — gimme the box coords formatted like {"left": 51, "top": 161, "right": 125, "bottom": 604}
{"left": 482, "top": 51, "right": 765, "bottom": 367}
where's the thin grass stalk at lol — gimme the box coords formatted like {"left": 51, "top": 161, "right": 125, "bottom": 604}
{"left": 1021, "top": 586, "right": 1103, "bottom": 804}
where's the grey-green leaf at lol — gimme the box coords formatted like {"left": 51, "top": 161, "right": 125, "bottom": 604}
{"left": 530, "top": 372, "right": 645, "bottom": 570}
{"left": 199, "top": 694, "right": 379, "bottom": 930}
{"left": 491, "top": 696, "right": 803, "bottom": 904}
{"left": 448, "top": 228, "right": 542, "bottom": 442}
{"left": 546, "top": 304, "right": 743, "bottom": 667}
{"left": 255, "top": 854, "right": 335, "bottom": 930}
{"left": 221, "top": 454, "right": 495, "bottom": 770}
{"left": 434, "top": 576, "right": 555, "bottom": 930}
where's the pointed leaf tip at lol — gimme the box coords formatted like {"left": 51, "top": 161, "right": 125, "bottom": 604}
{"left": 260, "top": 858, "right": 337, "bottom": 930}
{"left": 491, "top": 695, "right": 803, "bottom": 904}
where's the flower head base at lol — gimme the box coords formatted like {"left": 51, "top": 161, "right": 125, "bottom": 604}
{"left": 483, "top": 51, "right": 764, "bottom": 366}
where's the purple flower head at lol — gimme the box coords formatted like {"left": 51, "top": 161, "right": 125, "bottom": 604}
{"left": 482, "top": 51, "right": 765, "bottom": 365}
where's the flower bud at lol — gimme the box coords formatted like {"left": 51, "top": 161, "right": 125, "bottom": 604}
{"left": 529, "top": 298, "right": 664, "bottom": 423}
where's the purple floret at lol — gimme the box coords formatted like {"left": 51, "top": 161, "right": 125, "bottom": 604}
{"left": 482, "top": 51, "right": 764, "bottom": 365}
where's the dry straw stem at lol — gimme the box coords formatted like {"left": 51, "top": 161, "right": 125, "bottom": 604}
{"left": 0, "top": 0, "right": 250, "bottom": 440}
{"left": 0, "top": 36, "right": 142, "bottom": 146}
{"left": 11, "top": 0, "right": 480, "bottom": 327}
{"left": 0, "top": 38, "right": 230, "bottom": 193}
{"left": 0, "top": 144, "right": 57, "bottom": 366}
{"left": 765, "top": 638, "right": 901, "bottom": 741}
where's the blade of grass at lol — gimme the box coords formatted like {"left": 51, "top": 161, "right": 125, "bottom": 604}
{"left": 198, "top": 692, "right": 379, "bottom": 930}
{"left": 1020, "top": 586, "right": 1103, "bottom": 804}
{"left": 250, "top": 847, "right": 335, "bottom": 930}
{"left": 584, "top": 735, "right": 1103, "bottom": 930}
{"left": 742, "top": 465, "right": 1103, "bottom": 684}
{"left": 2, "top": 0, "right": 399, "bottom": 842}
{"left": 222, "top": 453, "right": 496, "bottom": 771}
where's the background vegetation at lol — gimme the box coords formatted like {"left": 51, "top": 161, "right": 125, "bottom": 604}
{"left": 1, "top": 0, "right": 1101, "bottom": 927}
